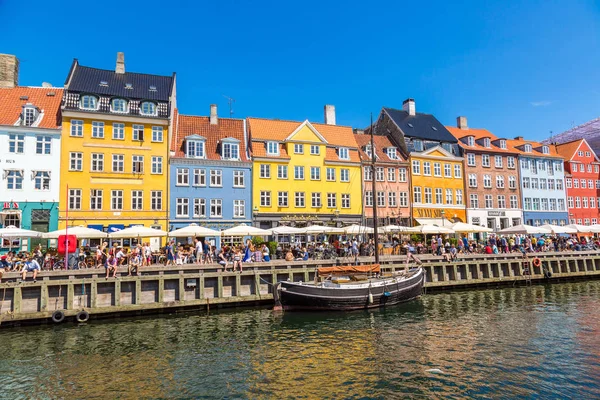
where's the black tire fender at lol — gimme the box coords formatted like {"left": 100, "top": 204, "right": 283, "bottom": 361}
{"left": 76, "top": 310, "right": 90, "bottom": 323}
{"left": 51, "top": 310, "right": 65, "bottom": 324}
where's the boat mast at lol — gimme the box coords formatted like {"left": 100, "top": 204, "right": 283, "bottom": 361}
{"left": 371, "top": 113, "right": 380, "bottom": 264}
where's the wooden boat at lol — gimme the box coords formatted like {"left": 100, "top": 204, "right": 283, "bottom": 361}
{"left": 275, "top": 265, "right": 424, "bottom": 311}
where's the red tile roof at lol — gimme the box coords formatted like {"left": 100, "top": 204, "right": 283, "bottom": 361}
{"left": 554, "top": 139, "right": 590, "bottom": 161}
{"left": 508, "top": 137, "right": 562, "bottom": 158}
{"left": 354, "top": 134, "right": 407, "bottom": 163}
{"left": 172, "top": 114, "right": 249, "bottom": 161}
{"left": 0, "top": 86, "right": 63, "bottom": 129}
{"left": 252, "top": 143, "right": 291, "bottom": 160}
{"left": 446, "top": 126, "right": 518, "bottom": 154}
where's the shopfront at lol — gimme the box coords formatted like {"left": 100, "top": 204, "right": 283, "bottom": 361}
{"left": 0, "top": 201, "right": 58, "bottom": 251}
{"left": 466, "top": 210, "right": 523, "bottom": 231}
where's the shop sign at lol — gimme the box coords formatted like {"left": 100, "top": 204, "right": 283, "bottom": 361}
{"left": 2, "top": 202, "right": 19, "bottom": 210}
{"left": 280, "top": 215, "right": 320, "bottom": 222}
{"left": 487, "top": 211, "right": 506, "bottom": 217}
{"left": 414, "top": 208, "right": 463, "bottom": 218}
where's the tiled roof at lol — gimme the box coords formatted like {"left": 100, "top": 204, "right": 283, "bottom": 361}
{"left": 384, "top": 107, "right": 457, "bottom": 143}
{"left": 354, "top": 134, "right": 407, "bottom": 163}
{"left": 67, "top": 62, "right": 174, "bottom": 102}
{"left": 507, "top": 137, "right": 562, "bottom": 158}
{"left": 446, "top": 126, "right": 518, "bottom": 154}
{"left": 554, "top": 139, "right": 585, "bottom": 160}
{"left": 0, "top": 86, "right": 63, "bottom": 129}
{"left": 251, "top": 143, "right": 291, "bottom": 160}
{"left": 324, "top": 147, "right": 360, "bottom": 163}
{"left": 246, "top": 117, "right": 358, "bottom": 148}
{"left": 172, "top": 114, "right": 249, "bottom": 161}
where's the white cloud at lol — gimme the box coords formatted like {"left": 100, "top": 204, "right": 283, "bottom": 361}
{"left": 530, "top": 100, "right": 552, "bottom": 107}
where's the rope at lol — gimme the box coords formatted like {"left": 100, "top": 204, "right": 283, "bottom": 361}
{"left": 259, "top": 276, "right": 275, "bottom": 286}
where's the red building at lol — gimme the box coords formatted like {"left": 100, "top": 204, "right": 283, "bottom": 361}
{"left": 555, "top": 139, "right": 600, "bottom": 225}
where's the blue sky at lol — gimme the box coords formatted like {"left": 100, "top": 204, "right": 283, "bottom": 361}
{"left": 2, "top": 0, "right": 599, "bottom": 141}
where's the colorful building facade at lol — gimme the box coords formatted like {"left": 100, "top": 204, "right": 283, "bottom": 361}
{"left": 555, "top": 139, "right": 600, "bottom": 225}
{"left": 59, "top": 53, "right": 176, "bottom": 246}
{"left": 169, "top": 105, "right": 252, "bottom": 245}
{"left": 354, "top": 132, "right": 410, "bottom": 226}
{"left": 247, "top": 106, "right": 363, "bottom": 229}
{"left": 447, "top": 117, "right": 523, "bottom": 230}
{"left": 373, "top": 99, "right": 466, "bottom": 225}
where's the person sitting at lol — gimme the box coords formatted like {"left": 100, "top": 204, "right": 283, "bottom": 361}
{"left": 484, "top": 244, "right": 493, "bottom": 254}
{"left": 116, "top": 247, "right": 126, "bottom": 266}
{"left": 233, "top": 247, "right": 243, "bottom": 272}
{"left": 285, "top": 250, "right": 294, "bottom": 261}
{"left": 21, "top": 257, "right": 41, "bottom": 282}
{"left": 105, "top": 255, "right": 118, "bottom": 279}
{"left": 262, "top": 244, "right": 271, "bottom": 262}
{"left": 218, "top": 248, "right": 229, "bottom": 271}
{"left": 253, "top": 248, "right": 263, "bottom": 262}
{"left": 128, "top": 251, "right": 141, "bottom": 276}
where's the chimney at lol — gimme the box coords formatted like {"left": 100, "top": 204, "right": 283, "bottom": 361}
{"left": 324, "top": 105, "right": 336, "bottom": 125}
{"left": 0, "top": 54, "right": 19, "bottom": 88}
{"left": 457, "top": 116, "right": 468, "bottom": 130}
{"left": 115, "top": 52, "right": 125, "bottom": 74}
{"left": 514, "top": 136, "right": 524, "bottom": 141}
{"left": 402, "top": 98, "right": 416, "bottom": 116}
{"left": 210, "top": 104, "right": 218, "bottom": 125}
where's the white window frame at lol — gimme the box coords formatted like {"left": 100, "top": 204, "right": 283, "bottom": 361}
{"left": 112, "top": 123, "right": 125, "bottom": 140}
{"left": 233, "top": 170, "right": 245, "bottom": 187}
{"left": 70, "top": 120, "right": 83, "bottom": 137}
{"left": 210, "top": 170, "right": 223, "bottom": 187}
{"left": 91, "top": 121, "right": 104, "bottom": 138}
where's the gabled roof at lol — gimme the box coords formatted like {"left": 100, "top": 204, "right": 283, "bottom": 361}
{"left": 446, "top": 126, "right": 517, "bottom": 154}
{"left": 383, "top": 107, "right": 457, "bottom": 143}
{"left": 0, "top": 86, "right": 63, "bottom": 129}
{"left": 172, "top": 114, "right": 249, "bottom": 161}
{"left": 66, "top": 60, "right": 174, "bottom": 102}
{"left": 508, "top": 137, "right": 562, "bottom": 158}
{"left": 555, "top": 138, "right": 600, "bottom": 162}
{"left": 285, "top": 120, "right": 328, "bottom": 143}
{"left": 353, "top": 134, "right": 407, "bottom": 163}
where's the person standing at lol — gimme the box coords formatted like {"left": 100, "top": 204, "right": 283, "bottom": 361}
{"left": 195, "top": 238, "right": 204, "bottom": 265}
{"left": 165, "top": 240, "right": 175, "bottom": 266}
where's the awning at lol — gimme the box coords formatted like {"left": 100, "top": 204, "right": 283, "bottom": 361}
{"left": 415, "top": 218, "right": 453, "bottom": 226}
{"left": 0, "top": 209, "right": 21, "bottom": 226}
{"left": 107, "top": 224, "right": 124, "bottom": 233}
{"left": 87, "top": 224, "right": 104, "bottom": 231}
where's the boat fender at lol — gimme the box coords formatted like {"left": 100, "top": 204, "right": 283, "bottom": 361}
{"left": 544, "top": 269, "right": 552, "bottom": 279}
{"left": 51, "top": 310, "right": 65, "bottom": 324}
{"left": 533, "top": 258, "right": 541, "bottom": 267}
{"left": 426, "top": 368, "right": 445, "bottom": 375}
{"left": 383, "top": 291, "right": 391, "bottom": 297}
{"left": 76, "top": 310, "right": 90, "bottom": 323}
{"left": 368, "top": 292, "right": 373, "bottom": 304}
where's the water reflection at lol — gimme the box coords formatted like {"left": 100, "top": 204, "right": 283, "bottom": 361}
{"left": 0, "top": 282, "right": 599, "bottom": 398}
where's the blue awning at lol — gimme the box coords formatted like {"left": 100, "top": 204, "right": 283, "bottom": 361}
{"left": 87, "top": 224, "right": 104, "bottom": 231}
{"left": 107, "top": 224, "right": 124, "bottom": 233}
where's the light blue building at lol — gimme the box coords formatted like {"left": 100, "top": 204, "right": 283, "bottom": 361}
{"left": 515, "top": 139, "right": 568, "bottom": 226}
{"left": 169, "top": 106, "right": 252, "bottom": 247}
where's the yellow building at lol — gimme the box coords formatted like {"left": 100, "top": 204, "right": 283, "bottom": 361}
{"left": 59, "top": 53, "right": 176, "bottom": 245}
{"left": 247, "top": 107, "right": 363, "bottom": 228}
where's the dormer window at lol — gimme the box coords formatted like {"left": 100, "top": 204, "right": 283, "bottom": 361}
{"left": 338, "top": 147, "right": 349, "bottom": 160}
{"left": 442, "top": 143, "right": 452, "bottom": 153}
{"left": 111, "top": 98, "right": 128, "bottom": 113}
{"left": 125, "top": 83, "right": 133, "bottom": 90}
{"left": 266, "top": 141, "right": 279, "bottom": 155}
{"left": 22, "top": 104, "right": 38, "bottom": 126}
{"left": 387, "top": 147, "right": 398, "bottom": 159}
{"left": 140, "top": 101, "right": 157, "bottom": 116}
{"left": 524, "top": 144, "right": 532, "bottom": 153}
{"left": 365, "top": 144, "right": 373, "bottom": 158}
{"left": 542, "top": 145, "right": 549, "bottom": 154}
{"left": 413, "top": 139, "right": 424, "bottom": 152}
{"left": 80, "top": 95, "right": 98, "bottom": 110}
{"left": 221, "top": 140, "right": 240, "bottom": 160}
{"left": 99, "top": 81, "right": 108, "bottom": 87}
{"left": 186, "top": 138, "right": 205, "bottom": 159}
{"left": 467, "top": 136, "right": 475, "bottom": 146}
{"left": 499, "top": 139, "right": 507, "bottom": 149}
{"left": 483, "top": 138, "right": 491, "bottom": 148}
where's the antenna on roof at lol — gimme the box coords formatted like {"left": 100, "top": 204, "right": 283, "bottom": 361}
{"left": 223, "top": 95, "right": 235, "bottom": 118}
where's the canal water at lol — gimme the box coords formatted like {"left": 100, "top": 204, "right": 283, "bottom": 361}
{"left": 1, "top": 281, "right": 599, "bottom": 399}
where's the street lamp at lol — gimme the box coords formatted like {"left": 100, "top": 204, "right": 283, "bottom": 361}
{"left": 441, "top": 209, "right": 445, "bottom": 227}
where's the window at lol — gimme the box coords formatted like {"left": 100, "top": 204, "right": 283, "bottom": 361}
{"left": 70, "top": 152, "right": 83, "bottom": 171}
{"left": 507, "top": 156, "right": 515, "bottom": 168}
{"left": 310, "top": 145, "right": 320, "bottom": 155}
{"left": 524, "top": 198, "right": 532, "bottom": 210}
{"left": 540, "top": 178, "right": 547, "bottom": 190}
{"left": 111, "top": 98, "right": 128, "bottom": 113}
{"left": 311, "top": 192, "right": 322, "bottom": 208}
{"left": 485, "top": 194, "right": 493, "bottom": 208}
{"left": 90, "top": 189, "right": 103, "bottom": 210}
{"left": 80, "top": 95, "right": 98, "bottom": 110}
{"left": 233, "top": 170, "right": 245, "bottom": 187}
{"left": 310, "top": 167, "right": 321, "bottom": 180}
{"left": 424, "top": 188, "right": 432, "bottom": 203}
{"left": 186, "top": 140, "right": 205, "bottom": 158}
{"left": 278, "top": 165, "right": 288, "bottom": 180}
{"left": 483, "top": 138, "right": 491, "bottom": 148}
{"left": 151, "top": 156, "right": 163, "bottom": 174}
{"left": 499, "top": 139, "right": 507, "bottom": 149}
{"left": 581, "top": 179, "right": 587, "bottom": 189}
{"left": 151, "top": 126, "right": 163, "bottom": 142}
{"left": 413, "top": 139, "right": 423, "bottom": 151}
{"left": 557, "top": 199, "right": 565, "bottom": 211}
{"left": 365, "top": 145, "right": 373, "bottom": 159}
{"left": 210, "top": 170, "right": 223, "bottom": 187}
{"left": 342, "top": 194, "right": 351, "bottom": 208}
{"left": 132, "top": 124, "right": 144, "bottom": 141}
{"left": 294, "top": 144, "right": 303, "bottom": 154}
{"left": 597, "top": 180, "right": 600, "bottom": 189}
{"left": 260, "top": 164, "right": 270, "bottom": 178}
{"left": 566, "top": 178, "right": 572, "bottom": 188}
{"left": 470, "top": 194, "right": 479, "bottom": 209}
{"left": 91, "top": 153, "right": 104, "bottom": 172}
{"left": 413, "top": 187, "right": 422, "bottom": 203}
{"left": 399, "top": 192, "right": 408, "bottom": 207}
{"left": 176, "top": 168, "right": 189, "bottom": 185}
{"left": 423, "top": 162, "right": 431, "bottom": 175}
{"left": 496, "top": 175, "right": 504, "bottom": 188}
{"left": 260, "top": 191, "right": 271, "bottom": 207}
{"left": 510, "top": 195, "right": 518, "bottom": 209}
{"left": 454, "top": 164, "right": 462, "bottom": 178}
{"left": 578, "top": 150, "right": 584, "bottom": 157}
{"left": 6, "top": 170, "right": 22, "bottom": 190}
{"left": 444, "top": 164, "right": 451, "bottom": 177}
{"left": 222, "top": 142, "right": 239, "bottom": 160}
{"left": 468, "top": 174, "right": 478, "bottom": 187}
{"left": 233, "top": 200, "right": 245, "bottom": 218}
{"left": 583, "top": 197, "right": 589, "bottom": 208}
{"left": 521, "top": 159, "right": 529, "bottom": 169}
{"left": 572, "top": 163, "right": 578, "bottom": 173}
{"left": 109, "top": 154, "right": 123, "bottom": 173}
{"left": 278, "top": 192, "right": 288, "bottom": 207}
{"left": 387, "top": 168, "right": 396, "bottom": 182}
{"left": 433, "top": 163, "right": 441, "bottom": 177}
{"left": 70, "top": 120, "right": 83, "bottom": 137}
{"left": 533, "top": 198, "right": 540, "bottom": 210}
{"left": 376, "top": 167, "right": 384, "bottom": 181}
{"left": 327, "top": 193, "right": 337, "bottom": 208}
{"left": 151, "top": 191, "right": 162, "bottom": 210}
{"left": 412, "top": 160, "right": 420, "bottom": 175}
{"left": 548, "top": 179, "right": 555, "bottom": 190}
{"left": 498, "top": 195, "right": 506, "bottom": 209}
{"left": 338, "top": 147, "right": 349, "bottom": 160}
{"left": 8, "top": 134, "right": 24, "bottom": 153}
{"left": 482, "top": 154, "right": 490, "bottom": 167}
{"left": 522, "top": 177, "right": 530, "bottom": 189}
{"left": 590, "top": 179, "right": 594, "bottom": 189}
{"left": 364, "top": 167, "right": 373, "bottom": 181}
{"left": 387, "top": 147, "right": 397, "bottom": 159}
{"left": 295, "top": 192, "right": 305, "bottom": 208}
{"left": 467, "top": 136, "right": 475, "bottom": 146}
{"left": 524, "top": 144, "right": 532, "bottom": 153}
{"left": 456, "top": 189, "right": 464, "bottom": 205}
{"left": 542, "top": 145, "right": 549, "bottom": 154}
{"left": 444, "top": 189, "right": 453, "bottom": 204}
{"left": 193, "top": 169, "right": 206, "bottom": 186}
{"left": 111, "top": 190, "right": 123, "bottom": 210}
{"left": 495, "top": 156, "right": 503, "bottom": 168}
{"left": 399, "top": 168, "right": 407, "bottom": 182}
{"left": 575, "top": 197, "right": 581, "bottom": 208}
{"left": 210, "top": 199, "right": 222, "bottom": 217}
{"left": 588, "top": 165, "right": 593, "bottom": 173}
{"left": 176, "top": 198, "right": 189, "bottom": 217}
{"left": 467, "top": 153, "right": 476, "bottom": 166}
{"left": 568, "top": 197, "right": 574, "bottom": 208}
{"left": 596, "top": 165, "right": 599, "bottom": 173}
{"left": 112, "top": 123, "right": 125, "bottom": 140}
{"left": 294, "top": 166, "right": 305, "bottom": 180}
{"left": 36, "top": 136, "right": 51, "bottom": 154}
{"left": 32, "top": 171, "right": 50, "bottom": 190}
{"left": 140, "top": 102, "right": 156, "bottom": 115}
{"left": 267, "top": 141, "right": 279, "bottom": 155}
{"left": 92, "top": 121, "right": 104, "bottom": 138}
{"left": 340, "top": 169, "right": 349, "bottom": 182}
{"left": 327, "top": 167, "right": 336, "bottom": 181}
{"left": 435, "top": 188, "right": 443, "bottom": 204}
{"left": 132, "top": 155, "right": 144, "bottom": 174}
{"left": 509, "top": 176, "right": 516, "bottom": 189}
{"left": 365, "top": 191, "right": 373, "bottom": 207}
{"left": 377, "top": 192, "right": 385, "bottom": 207}
{"left": 194, "top": 199, "right": 206, "bottom": 217}
{"left": 540, "top": 198, "right": 548, "bottom": 210}
{"left": 131, "top": 190, "right": 143, "bottom": 210}
{"left": 388, "top": 192, "right": 397, "bottom": 207}
{"left": 531, "top": 160, "right": 537, "bottom": 174}
{"left": 68, "top": 189, "right": 82, "bottom": 210}
{"left": 531, "top": 178, "right": 539, "bottom": 189}
{"left": 592, "top": 197, "right": 596, "bottom": 209}
{"left": 573, "top": 179, "right": 579, "bottom": 188}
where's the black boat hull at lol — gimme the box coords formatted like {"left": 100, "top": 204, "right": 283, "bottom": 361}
{"left": 278, "top": 268, "right": 424, "bottom": 311}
